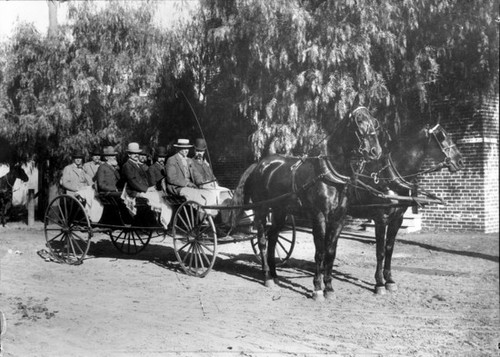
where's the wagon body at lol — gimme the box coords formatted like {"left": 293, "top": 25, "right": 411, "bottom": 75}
{"left": 43, "top": 191, "right": 296, "bottom": 276}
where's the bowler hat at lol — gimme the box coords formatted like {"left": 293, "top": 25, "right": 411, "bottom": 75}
{"left": 102, "top": 146, "right": 118, "bottom": 156}
{"left": 173, "top": 139, "right": 193, "bottom": 149}
{"left": 72, "top": 151, "right": 85, "bottom": 158}
{"left": 156, "top": 146, "right": 168, "bottom": 157}
{"left": 194, "top": 138, "right": 207, "bottom": 151}
{"left": 127, "top": 142, "right": 142, "bottom": 154}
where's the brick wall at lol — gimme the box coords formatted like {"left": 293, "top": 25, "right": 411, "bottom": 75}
{"left": 419, "top": 95, "right": 499, "bottom": 232}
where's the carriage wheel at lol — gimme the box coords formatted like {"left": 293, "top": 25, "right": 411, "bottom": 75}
{"left": 44, "top": 195, "right": 92, "bottom": 265}
{"left": 172, "top": 201, "right": 217, "bottom": 277}
{"left": 250, "top": 212, "right": 296, "bottom": 266}
{"left": 109, "top": 228, "right": 152, "bottom": 255}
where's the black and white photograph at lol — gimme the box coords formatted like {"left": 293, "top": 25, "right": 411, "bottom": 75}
{"left": 0, "top": 0, "right": 498, "bottom": 356}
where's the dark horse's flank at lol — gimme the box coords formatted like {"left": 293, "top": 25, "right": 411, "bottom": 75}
{"left": 0, "top": 164, "right": 29, "bottom": 226}
{"left": 233, "top": 107, "right": 383, "bottom": 300}
{"left": 347, "top": 124, "right": 464, "bottom": 294}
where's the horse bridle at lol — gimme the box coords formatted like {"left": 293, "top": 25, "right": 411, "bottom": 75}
{"left": 427, "top": 124, "right": 457, "bottom": 168}
{"left": 350, "top": 107, "right": 380, "bottom": 157}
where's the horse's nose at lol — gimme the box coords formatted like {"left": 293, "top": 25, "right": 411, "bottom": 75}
{"left": 458, "top": 158, "right": 465, "bottom": 169}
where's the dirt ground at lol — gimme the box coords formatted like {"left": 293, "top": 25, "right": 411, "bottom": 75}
{"left": 0, "top": 221, "right": 498, "bottom": 357}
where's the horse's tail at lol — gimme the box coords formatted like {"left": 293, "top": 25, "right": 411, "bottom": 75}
{"left": 224, "top": 163, "right": 257, "bottom": 228}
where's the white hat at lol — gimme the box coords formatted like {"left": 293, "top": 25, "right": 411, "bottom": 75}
{"left": 127, "top": 142, "right": 141, "bottom": 153}
{"left": 173, "top": 139, "right": 193, "bottom": 148}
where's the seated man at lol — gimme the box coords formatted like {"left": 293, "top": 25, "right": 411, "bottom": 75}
{"left": 165, "top": 139, "right": 217, "bottom": 215}
{"left": 121, "top": 142, "right": 172, "bottom": 227}
{"left": 83, "top": 148, "right": 101, "bottom": 182}
{"left": 147, "top": 146, "right": 167, "bottom": 191}
{"left": 60, "top": 151, "right": 92, "bottom": 196}
{"left": 96, "top": 146, "right": 121, "bottom": 193}
{"left": 191, "top": 138, "right": 232, "bottom": 205}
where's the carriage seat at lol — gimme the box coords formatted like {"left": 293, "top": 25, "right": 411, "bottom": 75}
{"left": 96, "top": 192, "right": 149, "bottom": 207}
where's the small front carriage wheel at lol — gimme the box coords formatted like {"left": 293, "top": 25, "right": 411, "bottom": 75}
{"left": 250, "top": 211, "right": 296, "bottom": 266}
{"left": 44, "top": 194, "right": 92, "bottom": 265}
{"left": 172, "top": 201, "right": 217, "bottom": 277}
{"left": 109, "top": 228, "right": 152, "bottom": 255}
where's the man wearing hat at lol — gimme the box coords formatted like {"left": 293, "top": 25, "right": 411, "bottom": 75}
{"left": 165, "top": 139, "right": 199, "bottom": 196}
{"left": 60, "top": 151, "right": 92, "bottom": 195}
{"left": 147, "top": 146, "right": 168, "bottom": 190}
{"left": 165, "top": 139, "right": 217, "bottom": 214}
{"left": 121, "top": 142, "right": 151, "bottom": 196}
{"left": 191, "top": 138, "right": 232, "bottom": 205}
{"left": 190, "top": 138, "right": 217, "bottom": 188}
{"left": 96, "top": 146, "right": 121, "bottom": 192}
{"left": 83, "top": 148, "right": 102, "bottom": 181}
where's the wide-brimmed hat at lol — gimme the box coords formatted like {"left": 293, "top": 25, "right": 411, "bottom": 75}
{"left": 72, "top": 151, "right": 85, "bottom": 158}
{"left": 173, "top": 139, "right": 193, "bottom": 149}
{"left": 156, "top": 146, "right": 168, "bottom": 157}
{"left": 126, "top": 142, "right": 142, "bottom": 154}
{"left": 102, "top": 146, "right": 118, "bottom": 156}
{"left": 194, "top": 138, "right": 207, "bottom": 151}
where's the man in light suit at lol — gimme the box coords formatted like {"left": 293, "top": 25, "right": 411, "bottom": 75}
{"left": 83, "top": 148, "right": 101, "bottom": 182}
{"left": 165, "top": 139, "right": 217, "bottom": 215}
{"left": 60, "top": 151, "right": 92, "bottom": 196}
{"left": 96, "top": 146, "right": 121, "bottom": 193}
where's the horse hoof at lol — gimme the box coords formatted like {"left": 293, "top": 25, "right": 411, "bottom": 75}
{"left": 264, "top": 279, "right": 276, "bottom": 288}
{"left": 374, "top": 285, "right": 386, "bottom": 295}
{"left": 385, "top": 283, "right": 397, "bottom": 292}
{"left": 324, "top": 290, "right": 335, "bottom": 300}
{"left": 312, "top": 290, "right": 325, "bottom": 301}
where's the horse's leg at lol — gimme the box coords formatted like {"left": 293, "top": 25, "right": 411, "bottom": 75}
{"left": 266, "top": 208, "right": 286, "bottom": 286}
{"left": 384, "top": 213, "right": 404, "bottom": 292}
{"left": 311, "top": 213, "right": 326, "bottom": 301}
{"left": 255, "top": 209, "right": 273, "bottom": 287}
{"left": 323, "top": 208, "right": 347, "bottom": 300}
{"left": 374, "top": 221, "right": 387, "bottom": 295}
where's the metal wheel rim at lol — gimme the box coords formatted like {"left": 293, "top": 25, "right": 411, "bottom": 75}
{"left": 172, "top": 201, "right": 218, "bottom": 277}
{"left": 44, "top": 195, "right": 92, "bottom": 265}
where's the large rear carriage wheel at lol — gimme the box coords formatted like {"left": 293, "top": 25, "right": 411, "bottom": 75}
{"left": 172, "top": 201, "right": 217, "bottom": 277}
{"left": 109, "top": 228, "right": 152, "bottom": 255}
{"left": 44, "top": 195, "right": 92, "bottom": 265}
{"left": 250, "top": 211, "right": 296, "bottom": 266}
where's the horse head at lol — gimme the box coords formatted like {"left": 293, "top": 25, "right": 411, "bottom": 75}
{"left": 425, "top": 124, "right": 464, "bottom": 172}
{"left": 347, "top": 106, "right": 383, "bottom": 162}
{"left": 12, "top": 164, "right": 29, "bottom": 183}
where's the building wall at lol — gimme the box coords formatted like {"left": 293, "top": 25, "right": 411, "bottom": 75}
{"left": 419, "top": 95, "right": 499, "bottom": 232}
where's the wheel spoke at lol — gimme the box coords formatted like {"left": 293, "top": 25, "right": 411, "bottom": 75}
{"left": 47, "top": 231, "right": 65, "bottom": 243}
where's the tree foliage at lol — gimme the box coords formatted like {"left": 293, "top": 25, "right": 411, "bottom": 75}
{"left": 0, "top": 1, "right": 165, "bottom": 176}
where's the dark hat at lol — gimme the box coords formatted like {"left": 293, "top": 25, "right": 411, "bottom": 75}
{"left": 90, "top": 148, "right": 101, "bottom": 156}
{"left": 194, "top": 138, "right": 207, "bottom": 151}
{"left": 173, "top": 139, "right": 193, "bottom": 149}
{"left": 140, "top": 145, "right": 150, "bottom": 156}
{"left": 72, "top": 151, "right": 85, "bottom": 158}
{"left": 156, "top": 146, "right": 168, "bottom": 157}
{"left": 102, "top": 146, "right": 118, "bottom": 156}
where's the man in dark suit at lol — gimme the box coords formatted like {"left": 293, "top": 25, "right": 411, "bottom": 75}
{"left": 148, "top": 146, "right": 168, "bottom": 190}
{"left": 122, "top": 142, "right": 151, "bottom": 196}
{"left": 96, "top": 146, "right": 121, "bottom": 193}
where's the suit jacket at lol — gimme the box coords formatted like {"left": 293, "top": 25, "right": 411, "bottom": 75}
{"left": 83, "top": 161, "right": 100, "bottom": 181}
{"left": 122, "top": 159, "right": 149, "bottom": 194}
{"left": 191, "top": 158, "right": 216, "bottom": 186}
{"left": 96, "top": 162, "right": 120, "bottom": 192}
{"left": 61, "top": 163, "right": 91, "bottom": 192}
{"left": 147, "top": 162, "right": 165, "bottom": 189}
{"left": 165, "top": 153, "right": 202, "bottom": 195}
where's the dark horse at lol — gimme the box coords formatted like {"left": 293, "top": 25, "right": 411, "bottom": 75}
{"left": 0, "top": 164, "right": 29, "bottom": 226}
{"left": 232, "top": 107, "right": 383, "bottom": 300}
{"left": 347, "top": 123, "right": 464, "bottom": 294}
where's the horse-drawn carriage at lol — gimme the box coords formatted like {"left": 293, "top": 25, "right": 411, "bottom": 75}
{"left": 43, "top": 105, "right": 464, "bottom": 298}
